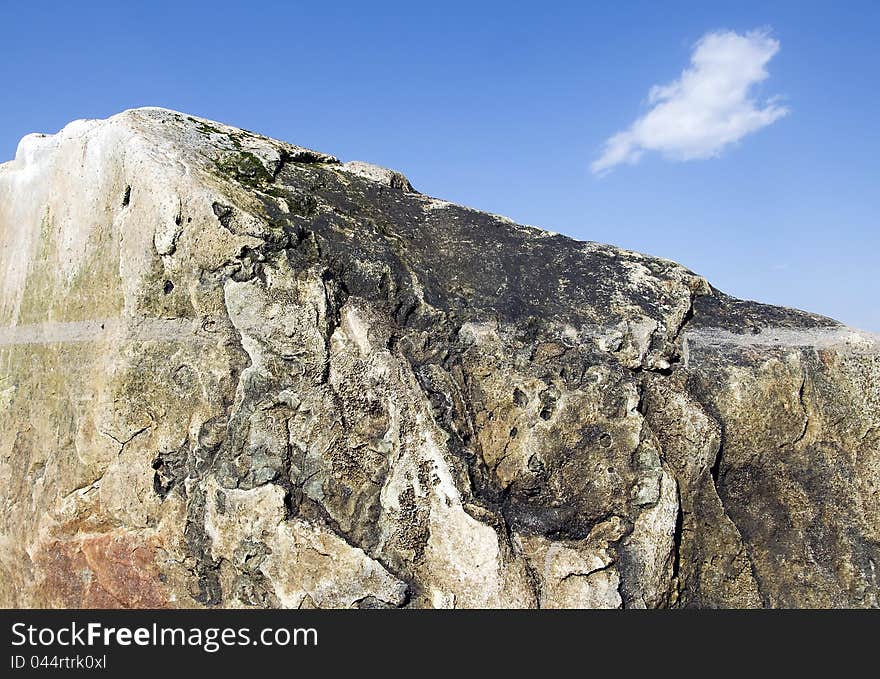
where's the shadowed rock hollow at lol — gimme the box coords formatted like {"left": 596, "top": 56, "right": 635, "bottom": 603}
{"left": 0, "top": 108, "right": 877, "bottom": 608}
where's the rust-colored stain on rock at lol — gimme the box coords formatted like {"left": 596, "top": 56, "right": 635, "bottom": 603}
{"left": 34, "top": 534, "right": 168, "bottom": 608}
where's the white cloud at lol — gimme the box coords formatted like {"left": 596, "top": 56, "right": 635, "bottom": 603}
{"left": 591, "top": 29, "right": 789, "bottom": 175}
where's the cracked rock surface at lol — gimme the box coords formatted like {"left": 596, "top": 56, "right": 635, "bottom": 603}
{"left": 0, "top": 108, "right": 877, "bottom": 608}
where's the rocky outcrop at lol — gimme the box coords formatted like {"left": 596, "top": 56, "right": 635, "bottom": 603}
{"left": 0, "top": 108, "right": 877, "bottom": 608}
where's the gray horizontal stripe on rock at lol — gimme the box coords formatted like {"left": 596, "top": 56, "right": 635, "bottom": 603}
{"left": 684, "top": 326, "right": 880, "bottom": 352}
{"left": 0, "top": 318, "right": 211, "bottom": 346}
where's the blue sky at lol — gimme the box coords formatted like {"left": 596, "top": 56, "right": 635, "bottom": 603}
{"left": 2, "top": 1, "right": 878, "bottom": 330}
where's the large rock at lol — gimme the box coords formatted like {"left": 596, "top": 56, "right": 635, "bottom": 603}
{"left": 0, "top": 108, "right": 877, "bottom": 608}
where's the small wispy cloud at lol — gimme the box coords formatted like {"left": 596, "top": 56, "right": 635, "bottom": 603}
{"left": 592, "top": 29, "right": 789, "bottom": 175}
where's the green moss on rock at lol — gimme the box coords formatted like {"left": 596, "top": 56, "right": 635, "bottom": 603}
{"left": 213, "top": 151, "right": 273, "bottom": 187}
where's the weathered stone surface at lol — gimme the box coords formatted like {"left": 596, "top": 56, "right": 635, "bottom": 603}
{"left": 0, "top": 108, "right": 877, "bottom": 608}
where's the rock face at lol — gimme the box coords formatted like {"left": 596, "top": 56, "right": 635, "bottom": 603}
{"left": 0, "top": 109, "right": 877, "bottom": 609}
